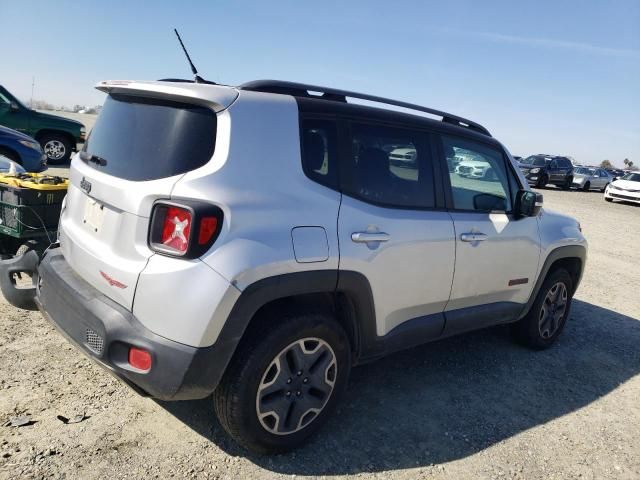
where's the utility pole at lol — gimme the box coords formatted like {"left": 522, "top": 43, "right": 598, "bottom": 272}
{"left": 30, "top": 76, "right": 35, "bottom": 109}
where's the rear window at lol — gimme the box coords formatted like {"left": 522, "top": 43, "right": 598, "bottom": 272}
{"left": 83, "top": 94, "right": 216, "bottom": 181}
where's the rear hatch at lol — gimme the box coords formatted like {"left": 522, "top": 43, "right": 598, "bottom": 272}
{"left": 59, "top": 83, "right": 233, "bottom": 309}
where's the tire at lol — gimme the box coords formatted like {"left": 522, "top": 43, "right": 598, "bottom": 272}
{"left": 562, "top": 177, "right": 572, "bottom": 190}
{"left": 605, "top": 196, "right": 613, "bottom": 202}
{"left": 16, "top": 243, "right": 34, "bottom": 257}
{"left": 512, "top": 268, "right": 573, "bottom": 349}
{"left": 600, "top": 183, "right": 608, "bottom": 193}
{"left": 214, "top": 312, "right": 351, "bottom": 454}
{"left": 582, "top": 181, "right": 590, "bottom": 192}
{"left": 39, "top": 133, "right": 72, "bottom": 164}
{"left": 535, "top": 175, "right": 547, "bottom": 188}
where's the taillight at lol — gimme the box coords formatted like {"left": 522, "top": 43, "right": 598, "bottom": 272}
{"left": 149, "top": 200, "right": 223, "bottom": 258}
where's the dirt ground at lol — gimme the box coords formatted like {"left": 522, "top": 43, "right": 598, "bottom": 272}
{"left": 1, "top": 186, "right": 639, "bottom": 480}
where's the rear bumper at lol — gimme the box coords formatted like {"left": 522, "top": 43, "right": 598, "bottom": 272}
{"left": 0, "top": 247, "right": 234, "bottom": 400}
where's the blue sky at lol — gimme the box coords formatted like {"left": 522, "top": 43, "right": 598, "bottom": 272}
{"left": 2, "top": 0, "right": 639, "bottom": 166}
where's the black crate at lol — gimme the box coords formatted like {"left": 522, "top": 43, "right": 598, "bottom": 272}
{"left": 0, "top": 184, "right": 66, "bottom": 237}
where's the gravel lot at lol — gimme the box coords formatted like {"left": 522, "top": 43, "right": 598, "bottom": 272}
{"left": 0, "top": 186, "right": 639, "bottom": 480}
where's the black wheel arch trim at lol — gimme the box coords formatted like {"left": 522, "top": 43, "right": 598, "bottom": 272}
{"left": 518, "top": 244, "right": 586, "bottom": 319}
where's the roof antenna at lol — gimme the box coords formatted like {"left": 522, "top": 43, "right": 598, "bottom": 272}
{"left": 174, "top": 28, "right": 210, "bottom": 84}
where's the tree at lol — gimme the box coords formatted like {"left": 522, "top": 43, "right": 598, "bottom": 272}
{"left": 600, "top": 160, "right": 613, "bottom": 169}
{"left": 624, "top": 158, "right": 630, "bottom": 168}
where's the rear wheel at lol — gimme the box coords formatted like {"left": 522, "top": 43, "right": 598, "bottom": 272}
{"left": 40, "top": 133, "right": 72, "bottom": 164}
{"left": 512, "top": 268, "right": 573, "bottom": 349}
{"left": 535, "top": 175, "right": 547, "bottom": 188}
{"left": 562, "top": 177, "right": 572, "bottom": 190}
{"left": 214, "top": 312, "right": 351, "bottom": 454}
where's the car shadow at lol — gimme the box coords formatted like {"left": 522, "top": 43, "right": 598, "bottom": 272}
{"left": 156, "top": 300, "right": 640, "bottom": 475}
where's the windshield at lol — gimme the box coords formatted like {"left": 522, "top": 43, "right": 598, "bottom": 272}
{"left": 574, "top": 167, "right": 594, "bottom": 175}
{"left": 522, "top": 156, "right": 547, "bottom": 167}
{"left": 83, "top": 94, "right": 216, "bottom": 181}
{"left": 621, "top": 173, "right": 640, "bottom": 182}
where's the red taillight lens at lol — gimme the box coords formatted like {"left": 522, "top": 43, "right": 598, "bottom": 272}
{"left": 160, "top": 207, "right": 192, "bottom": 252}
{"left": 149, "top": 201, "right": 222, "bottom": 258}
{"left": 198, "top": 217, "right": 218, "bottom": 245}
{"left": 128, "top": 347, "right": 152, "bottom": 371}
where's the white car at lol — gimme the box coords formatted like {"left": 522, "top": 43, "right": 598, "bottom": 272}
{"left": 454, "top": 158, "right": 496, "bottom": 180}
{"left": 604, "top": 172, "right": 640, "bottom": 204}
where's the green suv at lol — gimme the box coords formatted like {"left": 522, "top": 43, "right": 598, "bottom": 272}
{"left": 0, "top": 85, "right": 85, "bottom": 163}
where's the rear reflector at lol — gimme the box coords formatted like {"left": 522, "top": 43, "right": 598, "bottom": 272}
{"left": 198, "top": 217, "right": 218, "bottom": 245}
{"left": 128, "top": 347, "right": 152, "bottom": 371}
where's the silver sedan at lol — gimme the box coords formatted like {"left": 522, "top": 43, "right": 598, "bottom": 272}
{"left": 572, "top": 167, "right": 612, "bottom": 191}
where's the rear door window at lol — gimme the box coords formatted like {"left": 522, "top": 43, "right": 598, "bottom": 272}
{"left": 83, "top": 94, "right": 216, "bottom": 181}
{"left": 342, "top": 123, "right": 436, "bottom": 209}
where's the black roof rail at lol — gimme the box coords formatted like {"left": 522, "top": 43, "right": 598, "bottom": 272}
{"left": 240, "top": 80, "right": 491, "bottom": 137}
{"left": 158, "top": 78, "right": 218, "bottom": 85}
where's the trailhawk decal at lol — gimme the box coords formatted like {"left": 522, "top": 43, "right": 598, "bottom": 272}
{"left": 100, "top": 271, "right": 128, "bottom": 289}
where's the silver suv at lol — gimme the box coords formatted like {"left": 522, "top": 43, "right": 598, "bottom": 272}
{"left": 0, "top": 79, "right": 587, "bottom": 453}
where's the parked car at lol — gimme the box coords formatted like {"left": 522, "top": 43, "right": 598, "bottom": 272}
{"left": 454, "top": 154, "right": 497, "bottom": 180}
{"left": 0, "top": 154, "right": 27, "bottom": 173}
{"left": 572, "top": 167, "right": 612, "bottom": 191}
{"left": 388, "top": 146, "right": 418, "bottom": 167}
{"left": 0, "top": 79, "right": 587, "bottom": 454}
{"left": 0, "top": 85, "right": 85, "bottom": 163}
{"left": 605, "top": 168, "right": 625, "bottom": 180}
{"left": 517, "top": 155, "right": 574, "bottom": 189}
{"left": 0, "top": 125, "right": 47, "bottom": 172}
{"left": 604, "top": 172, "right": 640, "bottom": 205}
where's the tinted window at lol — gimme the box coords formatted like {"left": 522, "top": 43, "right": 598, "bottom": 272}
{"left": 83, "top": 94, "right": 216, "bottom": 181}
{"left": 300, "top": 119, "right": 338, "bottom": 189}
{"left": 444, "top": 135, "right": 513, "bottom": 212}
{"left": 523, "top": 156, "right": 547, "bottom": 167}
{"left": 343, "top": 123, "right": 435, "bottom": 208}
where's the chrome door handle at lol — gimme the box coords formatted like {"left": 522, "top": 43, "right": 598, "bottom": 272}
{"left": 460, "top": 232, "right": 488, "bottom": 242}
{"left": 351, "top": 232, "right": 390, "bottom": 243}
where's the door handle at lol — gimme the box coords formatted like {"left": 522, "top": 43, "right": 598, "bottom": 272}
{"left": 351, "top": 232, "right": 390, "bottom": 243}
{"left": 460, "top": 232, "right": 488, "bottom": 242}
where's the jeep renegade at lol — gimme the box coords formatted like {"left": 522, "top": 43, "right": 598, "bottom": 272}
{"left": 0, "top": 79, "right": 587, "bottom": 453}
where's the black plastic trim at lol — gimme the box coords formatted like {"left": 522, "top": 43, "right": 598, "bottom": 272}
{"left": 518, "top": 244, "right": 587, "bottom": 319}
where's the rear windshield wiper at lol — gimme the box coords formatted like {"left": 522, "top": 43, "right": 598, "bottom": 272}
{"left": 79, "top": 151, "right": 108, "bottom": 166}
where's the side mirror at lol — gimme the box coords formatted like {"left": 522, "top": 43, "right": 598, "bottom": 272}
{"left": 9, "top": 102, "right": 19, "bottom": 112}
{"left": 515, "top": 190, "right": 543, "bottom": 218}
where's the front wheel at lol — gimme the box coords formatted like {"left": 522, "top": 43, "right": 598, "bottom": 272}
{"left": 600, "top": 183, "right": 609, "bottom": 193}
{"left": 40, "top": 133, "right": 72, "bottom": 164}
{"left": 582, "top": 181, "right": 591, "bottom": 192}
{"left": 214, "top": 313, "right": 351, "bottom": 454}
{"left": 512, "top": 268, "right": 573, "bottom": 349}
{"left": 535, "top": 175, "right": 547, "bottom": 188}
{"left": 562, "top": 177, "right": 572, "bottom": 190}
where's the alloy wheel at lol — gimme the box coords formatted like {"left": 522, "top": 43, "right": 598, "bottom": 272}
{"left": 538, "top": 282, "right": 568, "bottom": 339}
{"left": 256, "top": 338, "right": 337, "bottom": 435}
{"left": 44, "top": 140, "right": 66, "bottom": 160}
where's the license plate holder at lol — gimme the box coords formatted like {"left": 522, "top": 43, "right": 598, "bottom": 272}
{"left": 83, "top": 198, "right": 104, "bottom": 232}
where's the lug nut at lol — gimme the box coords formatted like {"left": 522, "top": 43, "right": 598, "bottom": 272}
{"left": 287, "top": 378, "right": 292, "bottom": 384}
{"left": 286, "top": 391, "right": 291, "bottom": 397}
{"left": 297, "top": 370, "right": 302, "bottom": 376}
{"left": 303, "top": 378, "right": 309, "bottom": 384}
{"left": 296, "top": 391, "right": 301, "bottom": 396}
